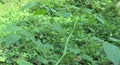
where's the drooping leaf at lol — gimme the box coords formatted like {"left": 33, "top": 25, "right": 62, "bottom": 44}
{"left": 17, "top": 59, "right": 33, "bottom": 65}
{"left": 4, "top": 34, "right": 21, "bottom": 46}
{"left": 103, "top": 42, "right": 120, "bottom": 65}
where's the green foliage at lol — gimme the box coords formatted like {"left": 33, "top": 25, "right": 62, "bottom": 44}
{"left": 0, "top": 0, "right": 120, "bottom": 65}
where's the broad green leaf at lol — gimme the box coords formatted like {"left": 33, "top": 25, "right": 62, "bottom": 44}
{"left": 103, "top": 42, "right": 120, "bottom": 65}
{"left": 17, "top": 59, "right": 33, "bottom": 65}
{"left": 20, "top": 1, "right": 37, "bottom": 11}
{"left": 20, "top": 30, "right": 34, "bottom": 40}
{"left": 4, "top": 34, "right": 21, "bottom": 46}
{"left": 5, "top": 24, "right": 19, "bottom": 32}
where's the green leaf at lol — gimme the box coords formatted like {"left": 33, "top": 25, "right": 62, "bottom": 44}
{"left": 109, "top": 37, "right": 120, "bottom": 42}
{"left": 39, "top": 43, "right": 54, "bottom": 54}
{"left": 5, "top": 24, "right": 19, "bottom": 32}
{"left": 20, "top": 30, "right": 34, "bottom": 40}
{"left": 34, "top": 9, "right": 47, "bottom": 15}
{"left": 4, "top": 34, "right": 21, "bottom": 46}
{"left": 69, "top": 48, "right": 80, "bottom": 55}
{"left": 55, "top": 11, "right": 71, "bottom": 17}
{"left": 17, "top": 59, "right": 33, "bottom": 65}
{"left": 52, "top": 23, "right": 62, "bottom": 31}
{"left": 82, "top": 55, "right": 93, "bottom": 62}
{"left": 43, "top": 43, "right": 54, "bottom": 50}
{"left": 20, "top": 1, "right": 37, "bottom": 11}
{"left": 103, "top": 42, "right": 120, "bottom": 65}
{"left": 34, "top": 40, "right": 53, "bottom": 54}
{"left": 92, "top": 36, "right": 103, "bottom": 42}
{"left": 94, "top": 15, "right": 111, "bottom": 29}
{"left": 37, "top": 56, "right": 48, "bottom": 64}
{"left": 94, "top": 15, "right": 105, "bottom": 24}
{"left": 0, "top": 56, "right": 6, "bottom": 62}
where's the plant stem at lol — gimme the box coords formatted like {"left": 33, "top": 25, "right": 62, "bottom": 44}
{"left": 55, "top": 22, "right": 77, "bottom": 65}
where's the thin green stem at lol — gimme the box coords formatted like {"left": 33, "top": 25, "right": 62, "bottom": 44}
{"left": 55, "top": 22, "right": 77, "bottom": 65}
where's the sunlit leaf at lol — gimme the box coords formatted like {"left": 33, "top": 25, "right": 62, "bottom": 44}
{"left": 34, "top": 9, "right": 47, "bottom": 15}
{"left": 0, "top": 56, "right": 6, "bottom": 62}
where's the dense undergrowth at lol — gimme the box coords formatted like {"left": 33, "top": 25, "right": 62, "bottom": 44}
{"left": 0, "top": 0, "right": 120, "bottom": 65}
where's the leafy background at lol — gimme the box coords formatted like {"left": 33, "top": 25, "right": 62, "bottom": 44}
{"left": 0, "top": 0, "right": 120, "bottom": 65}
